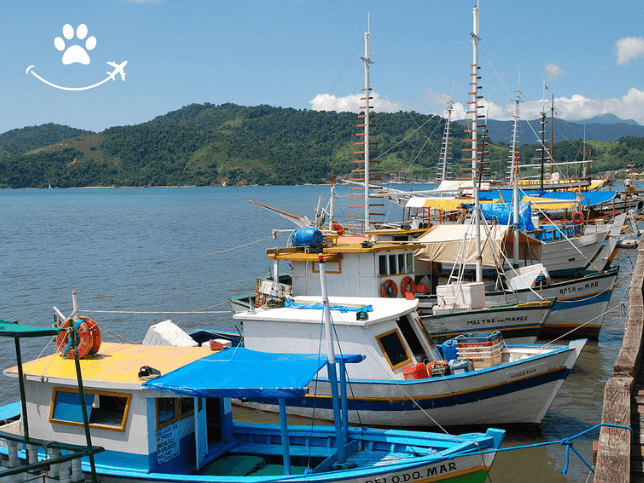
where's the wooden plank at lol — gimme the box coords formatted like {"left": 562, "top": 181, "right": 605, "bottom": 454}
{"left": 595, "top": 377, "right": 633, "bottom": 482}
{"left": 615, "top": 305, "right": 644, "bottom": 378}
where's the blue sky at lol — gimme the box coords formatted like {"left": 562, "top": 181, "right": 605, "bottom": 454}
{"left": 2, "top": 0, "right": 644, "bottom": 136}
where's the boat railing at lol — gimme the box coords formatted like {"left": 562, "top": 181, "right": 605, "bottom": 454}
{"left": 0, "top": 428, "right": 104, "bottom": 481}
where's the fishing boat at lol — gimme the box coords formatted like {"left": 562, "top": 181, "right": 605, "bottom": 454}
{"left": 0, "top": 313, "right": 505, "bottom": 483}
{"left": 224, "top": 254, "right": 585, "bottom": 428}
{"left": 234, "top": 6, "right": 564, "bottom": 345}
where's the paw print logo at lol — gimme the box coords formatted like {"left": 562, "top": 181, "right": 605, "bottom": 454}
{"left": 54, "top": 24, "right": 97, "bottom": 65}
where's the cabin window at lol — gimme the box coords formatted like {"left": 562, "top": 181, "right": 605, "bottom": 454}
{"left": 156, "top": 397, "right": 195, "bottom": 429}
{"left": 396, "top": 315, "right": 426, "bottom": 361}
{"left": 388, "top": 255, "right": 397, "bottom": 275}
{"left": 375, "top": 329, "right": 412, "bottom": 370}
{"left": 312, "top": 260, "right": 342, "bottom": 274}
{"left": 50, "top": 388, "right": 131, "bottom": 432}
{"left": 378, "top": 255, "right": 387, "bottom": 276}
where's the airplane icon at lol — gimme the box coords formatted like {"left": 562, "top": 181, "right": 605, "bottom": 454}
{"left": 107, "top": 61, "right": 127, "bottom": 81}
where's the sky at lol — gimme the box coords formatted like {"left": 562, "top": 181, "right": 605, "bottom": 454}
{"left": 2, "top": 0, "right": 644, "bottom": 136}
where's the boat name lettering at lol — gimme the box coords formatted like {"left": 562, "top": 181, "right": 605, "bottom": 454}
{"left": 559, "top": 281, "right": 599, "bottom": 295}
{"left": 156, "top": 423, "right": 180, "bottom": 465}
{"left": 364, "top": 462, "right": 457, "bottom": 483}
{"left": 466, "top": 316, "right": 527, "bottom": 325}
{"left": 509, "top": 367, "right": 538, "bottom": 379}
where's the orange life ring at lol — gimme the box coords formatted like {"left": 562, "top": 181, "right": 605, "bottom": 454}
{"left": 80, "top": 316, "right": 102, "bottom": 355}
{"left": 571, "top": 211, "right": 585, "bottom": 224}
{"left": 332, "top": 221, "right": 345, "bottom": 235}
{"left": 55, "top": 317, "right": 100, "bottom": 359}
{"left": 380, "top": 279, "right": 398, "bottom": 298}
{"left": 400, "top": 276, "right": 417, "bottom": 297}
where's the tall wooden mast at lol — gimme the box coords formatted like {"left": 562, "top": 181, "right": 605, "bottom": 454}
{"left": 461, "top": 2, "right": 484, "bottom": 281}
{"left": 347, "top": 14, "right": 383, "bottom": 234}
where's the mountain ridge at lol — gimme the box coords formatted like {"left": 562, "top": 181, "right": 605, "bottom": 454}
{"left": 1, "top": 103, "right": 643, "bottom": 189}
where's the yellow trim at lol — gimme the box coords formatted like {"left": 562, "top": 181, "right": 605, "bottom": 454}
{"left": 49, "top": 387, "right": 132, "bottom": 432}
{"left": 375, "top": 329, "right": 412, "bottom": 371}
{"left": 311, "top": 260, "right": 342, "bottom": 274}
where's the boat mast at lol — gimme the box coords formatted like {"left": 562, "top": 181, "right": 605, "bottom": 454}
{"left": 348, "top": 14, "right": 382, "bottom": 234}
{"left": 539, "top": 111, "right": 546, "bottom": 190}
{"left": 550, "top": 95, "right": 555, "bottom": 176}
{"left": 510, "top": 87, "right": 521, "bottom": 267}
{"left": 464, "top": 2, "right": 483, "bottom": 282}
{"left": 437, "top": 88, "right": 455, "bottom": 183}
{"left": 362, "top": 16, "right": 372, "bottom": 231}
{"left": 318, "top": 255, "right": 346, "bottom": 464}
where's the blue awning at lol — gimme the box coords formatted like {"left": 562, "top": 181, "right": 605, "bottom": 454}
{"left": 463, "top": 202, "right": 537, "bottom": 231}
{"left": 143, "top": 347, "right": 363, "bottom": 399}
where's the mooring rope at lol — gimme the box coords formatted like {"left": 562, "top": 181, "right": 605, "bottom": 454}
{"left": 468, "top": 423, "right": 632, "bottom": 475}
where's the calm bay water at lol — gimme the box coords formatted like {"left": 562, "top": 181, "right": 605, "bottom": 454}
{"left": 0, "top": 185, "right": 635, "bottom": 482}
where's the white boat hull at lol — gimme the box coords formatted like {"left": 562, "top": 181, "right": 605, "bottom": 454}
{"left": 484, "top": 268, "right": 618, "bottom": 338}
{"left": 418, "top": 301, "right": 552, "bottom": 344}
{"left": 535, "top": 230, "right": 608, "bottom": 277}
{"left": 239, "top": 341, "right": 585, "bottom": 428}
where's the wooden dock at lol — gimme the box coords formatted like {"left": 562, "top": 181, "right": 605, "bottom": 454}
{"left": 595, "top": 239, "right": 644, "bottom": 482}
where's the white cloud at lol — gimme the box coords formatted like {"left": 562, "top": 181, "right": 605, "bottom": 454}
{"left": 545, "top": 63, "right": 566, "bottom": 81}
{"left": 314, "top": 87, "right": 644, "bottom": 125}
{"left": 309, "top": 92, "right": 406, "bottom": 113}
{"left": 616, "top": 37, "right": 644, "bottom": 65}
{"left": 504, "top": 90, "right": 644, "bottom": 124}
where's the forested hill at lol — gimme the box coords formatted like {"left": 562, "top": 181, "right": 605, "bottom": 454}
{"left": 0, "top": 123, "right": 92, "bottom": 160}
{"left": 0, "top": 103, "right": 643, "bottom": 189}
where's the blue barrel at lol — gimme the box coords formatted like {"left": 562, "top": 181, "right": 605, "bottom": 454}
{"left": 289, "top": 228, "right": 324, "bottom": 247}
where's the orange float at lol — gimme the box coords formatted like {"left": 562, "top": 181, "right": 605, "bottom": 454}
{"left": 400, "top": 276, "right": 417, "bottom": 298}
{"left": 380, "top": 279, "right": 398, "bottom": 298}
{"left": 55, "top": 316, "right": 101, "bottom": 359}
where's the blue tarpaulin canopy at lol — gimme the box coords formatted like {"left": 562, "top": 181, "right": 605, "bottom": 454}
{"left": 284, "top": 300, "right": 373, "bottom": 313}
{"left": 463, "top": 202, "right": 537, "bottom": 231}
{"left": 143, "top": 347, "right": 363, "bottom": 399}
{"left": 478, "top": 189, "right": 616, "bottom": 207}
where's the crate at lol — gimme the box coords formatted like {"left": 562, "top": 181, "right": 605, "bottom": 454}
{"left": 436, "top": 282, "right": 485, "bottom": 310}
{"left": 402, "top": 363, "right": 429, "bottom": 380}
{"left": 455, "top": 331, "right": 502, "bottom": 348}
{"left": 457, "top": 346, "right": 503, "bottom": 370}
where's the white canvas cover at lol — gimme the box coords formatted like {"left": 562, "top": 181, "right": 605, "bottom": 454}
{"left": 414, "top": 224, "right": 509, "bottom": 267}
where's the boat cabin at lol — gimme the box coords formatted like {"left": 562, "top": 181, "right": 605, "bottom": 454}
{"left": 1, "top": 342, "right": 364, "bottom": 478}
{"left": 234, "top": 296, "right": 442, "bottom": 381}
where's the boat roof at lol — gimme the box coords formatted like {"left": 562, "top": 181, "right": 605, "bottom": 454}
{"left": 4, "top": 342, "right": 214, "bottom": 389}
{"left": 233, "top": 296, "right": 418, "bottom": 326}
{"left": 4, "top": 343, "right": 360, "bottom": 398}
{"left": 144, "top": 347, "right": 362, "bottom": 399}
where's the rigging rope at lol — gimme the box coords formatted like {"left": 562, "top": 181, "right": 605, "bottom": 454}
{"left": 156, "top": 235, "right": 275, "bottom": 264}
